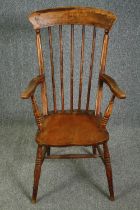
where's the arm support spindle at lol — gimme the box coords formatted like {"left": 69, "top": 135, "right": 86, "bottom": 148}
{"left": 101, "top": 94, "right": 115, "bottom": 128}
{"left": 100, "top": 74, "right": 126, "bottom": 127}
{"left": 21, "top": 75, "right": 45, "bottom": 130}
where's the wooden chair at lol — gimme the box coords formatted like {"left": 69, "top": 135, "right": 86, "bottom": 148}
{"left": 21, "top": 7, "right": 126, "bottom": 203}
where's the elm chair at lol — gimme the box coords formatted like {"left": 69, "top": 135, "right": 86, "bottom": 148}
{"left": 21, "top": 7, "right": 126, "bottom": 203}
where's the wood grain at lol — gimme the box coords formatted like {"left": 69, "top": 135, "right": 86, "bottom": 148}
{"left": 29, "top": 7, "right": 116, "bottom": 30}
{"left": 78, "top": 25, "right": 85, "bottom": 110}
{"left": 36, "top": 112, "right": 109, "bottom": 146}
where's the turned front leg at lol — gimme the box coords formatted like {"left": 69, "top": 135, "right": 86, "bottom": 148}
{"left": 32, "top": 145, "right": 43, "bottom": 203}
{"left": 103, "top": 142, "right": 115, "bottom": 201}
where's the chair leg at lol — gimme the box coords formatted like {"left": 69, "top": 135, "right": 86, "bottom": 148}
{"left": 92, "top": 146, "right": 97, "bottom": 155}
{"left": 41, "top": 146, "right": 47, "bottom": 165}
{"left": 32, "top": 145, "right": 43, "bottom": 204}
{"left": 46, "top": 146, "right": 50, "bottom": 156}
{"left": 103, "top": 142, "right": 115, "bottom": 201}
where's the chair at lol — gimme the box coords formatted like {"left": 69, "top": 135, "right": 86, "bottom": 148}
{"left": 21, "top": 7, "right": 126, "bottom": 203}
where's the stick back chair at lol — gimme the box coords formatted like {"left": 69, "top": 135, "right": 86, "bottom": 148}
{"left": 21, "top": 7, "right": 126, "bottom": 203}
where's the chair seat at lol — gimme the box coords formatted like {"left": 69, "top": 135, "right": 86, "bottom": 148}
{"left": 36, "top": 112, "right": 109, "bottom": 146}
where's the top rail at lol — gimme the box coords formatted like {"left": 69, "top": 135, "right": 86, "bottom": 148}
{"left": 29, "top": 7, "right": 116, "bottom": 30}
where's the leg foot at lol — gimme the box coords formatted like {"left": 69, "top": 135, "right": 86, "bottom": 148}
{"left": 103, "top": 142, "right": 115, "bottom": 201}
{"left": 31, "top": 197, "right": 36, "bottom": 204}
{"left": 109, "top": 196, "right": 115, "bottom": 201}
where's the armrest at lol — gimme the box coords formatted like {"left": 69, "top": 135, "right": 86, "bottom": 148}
{"left": 21, "top": 75, "right": 45, "bottom": 99}
{"left": 100, "top": 74, "right": 126, "bottom": 99}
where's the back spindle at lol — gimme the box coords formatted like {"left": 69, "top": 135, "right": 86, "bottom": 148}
{"left": 59, "top": 25, "right": 64, "bottom": 112}
{"left": 86, "top": 26, "right": 96, "bottom": 111}
{"left": 78, "top": 25, "right": 85, "bottom": 110}
{"left": 48, "top": 27, "right": 57, "bottom": 112}
{"left": 70, "top": 25, "right": 74, "bottom": 111}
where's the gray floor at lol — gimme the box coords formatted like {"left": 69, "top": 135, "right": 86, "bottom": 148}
{"left": 0, "top": 121, "right": 140, "bottom": 210}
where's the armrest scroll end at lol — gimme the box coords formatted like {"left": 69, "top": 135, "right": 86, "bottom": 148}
{"left": 100, "top": 73, "right": 126, "bottom": 99}
{"left": 20, "top": 74, "right": 45, "bottom": 100}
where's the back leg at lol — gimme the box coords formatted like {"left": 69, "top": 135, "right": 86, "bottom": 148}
{"left": 46, "top": 146, "right": 50, "bottom": 156}
{"left": 103, "top": 142, "right": 115, "bottom": 201}
{"left": 92, "top": 146, "right": 97, "bottom": 155}
{"left": 32, "top": 145, "right": 43, "bottom": 203}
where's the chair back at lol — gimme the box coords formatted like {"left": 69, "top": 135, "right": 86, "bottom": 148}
{"left": 28, "top": 7, "right": 116, "bottom": 116}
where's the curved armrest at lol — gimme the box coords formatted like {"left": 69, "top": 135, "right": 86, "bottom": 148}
{"left": 100, "top": 74, "right": 126, "bottom": 99}
{"left": 21, "top": 75, "right": 45, "bottom": 99}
